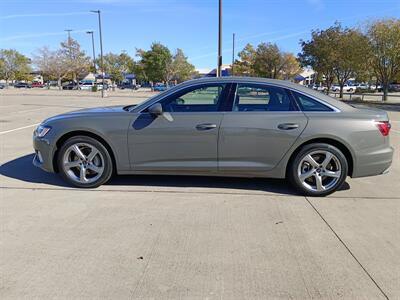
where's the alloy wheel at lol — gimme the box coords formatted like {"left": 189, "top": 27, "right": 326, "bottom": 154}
{"left": 62, "top": 143, "right": 105, "bottom": 184}
{"left": 297, "top": 150, "right": 342, "bottom": 192}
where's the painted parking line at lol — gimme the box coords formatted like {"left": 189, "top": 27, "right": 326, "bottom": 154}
{"left": 0, "top": 123, "right": 40, "bottom": 135}
{"left": 391, "top": 129, "right": 400, "bottom": 134}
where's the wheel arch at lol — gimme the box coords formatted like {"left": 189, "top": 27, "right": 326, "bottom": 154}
{"left": 53, "top": 130, "right": 117, "bottom": 173}
{"left": 286, "top": 137, "right": 354, "bottom": 177}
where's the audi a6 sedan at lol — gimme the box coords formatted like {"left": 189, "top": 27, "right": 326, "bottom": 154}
{"left": 33, "top": 77, "right": 393, "bottom": 196}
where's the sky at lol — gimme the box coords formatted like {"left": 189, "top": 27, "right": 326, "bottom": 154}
{"left": 1, "top": 0, "right": 400, "bottom": 70}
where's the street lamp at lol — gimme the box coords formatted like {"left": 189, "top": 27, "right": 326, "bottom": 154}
{"left": 90, "top": 10, "right": 105, "bottom": 98}
{"left": 232, "top": 33, "right": 235, "bottom": 76}
{"left": 217, "top": 0, "right": 222, "bottom": 77}
{"left": 64, "top": 29, "right": 73, "bottom": 41}
{"left": 86, "top": 31, "right": 96, "bottom": 73}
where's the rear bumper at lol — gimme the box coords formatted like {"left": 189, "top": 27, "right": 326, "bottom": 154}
{"left": 352, "top": 146, "right": 394, "bottom": 178}
{"left": 32, "top": 136, "right": 56, "bottom": 173}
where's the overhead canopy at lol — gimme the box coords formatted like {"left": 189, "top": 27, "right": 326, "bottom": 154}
{"left": 124, "top": 74, "right": 136, "bottom": 80}
{"left": 294, "top": 74, "right": 306, "bottom": 81}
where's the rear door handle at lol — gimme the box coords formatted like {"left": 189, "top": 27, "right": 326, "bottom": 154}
{"left": 278, "top": 123, "right": 299, "bottom": 130}
{"left": 196, "top": 123, "right": 217, "bottom": 131}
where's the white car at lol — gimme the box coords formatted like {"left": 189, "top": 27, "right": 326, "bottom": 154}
{"left": 356, "top": 83, "right": 369, "bottom": 90}
{"left": 331, "top": 84, "right": 356, "bottom": 93}
{"left": 79, "top": 82, "right": 95, "bottom": 90}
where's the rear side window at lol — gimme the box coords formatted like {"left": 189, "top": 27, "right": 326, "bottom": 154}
{"left": 293, "top": 92, "right": 333, "bottom": 112}
{"left": 233, "top": 84, "right": 297, "bottom": 112}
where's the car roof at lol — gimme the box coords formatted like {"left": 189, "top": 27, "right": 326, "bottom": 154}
{"left": 177, "top": 77, "right": 353, "bottom": 111}
{"left": 134, "top": 76, "right": 354, "bottom": 112}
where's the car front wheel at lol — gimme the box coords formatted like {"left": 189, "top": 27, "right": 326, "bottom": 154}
{"left": 57, "top": 136, "right": 113, "bottom": 188}
{"left": 288, "top": 143, "right": 348, "bottom": 196}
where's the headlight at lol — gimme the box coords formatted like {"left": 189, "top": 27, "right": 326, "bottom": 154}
{"left": 35, "top": 125, "right": 51, "bottom": 137}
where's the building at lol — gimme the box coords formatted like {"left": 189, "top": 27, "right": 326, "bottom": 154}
{"left": 294, "top": 67, "right": 316, "bottom": 85}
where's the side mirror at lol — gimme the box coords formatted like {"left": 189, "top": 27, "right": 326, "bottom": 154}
{"left": 148, "top": 103, "right": 163, "bottom": 116}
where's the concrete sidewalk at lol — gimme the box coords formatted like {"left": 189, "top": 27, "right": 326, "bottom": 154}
{"left": 0, "top": 90, "right": 399, "bottom": 299}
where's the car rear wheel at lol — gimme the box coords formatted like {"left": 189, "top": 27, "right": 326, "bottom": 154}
{"left": 57, "top": 136, "right": 113, "bottom": 188}
{"left": 288, "top": 143, "right": 348, "bottom": 196}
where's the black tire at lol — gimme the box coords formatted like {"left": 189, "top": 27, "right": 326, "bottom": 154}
{"left": 288, "top": 143, "right": 348, "bottom": 197}
{"left": 57, "top": 135, "right": 113, "bottom": 188}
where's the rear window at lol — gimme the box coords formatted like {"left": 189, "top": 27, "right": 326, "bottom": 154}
{"left": 292, "top": 92, "right": 333, "bottom": 112}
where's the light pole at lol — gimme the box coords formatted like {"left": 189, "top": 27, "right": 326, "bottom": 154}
{"left": 90, "top": 10, "right": 105, "bottom": 98}
{"left": 64, "top": 29, "right": 73, "bottom": 40}
{"left": 232, "top": 33, "right": 235, "bottom": 76}
{"left": 217, "top": 0, "right": 222, "bottom": 77}
{"left": 64, "top": 29, "right": 74, "bottom": 85}
{"left": 86, "top": 31, "right": 96, "bottom": 73}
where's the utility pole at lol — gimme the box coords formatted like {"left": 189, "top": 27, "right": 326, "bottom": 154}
{"left": 232, "top": 33, "right": 235, "bottom": 76}
{"left": 91, "top": 10, "right": 105, "bottom": 98}
{"left": 217, "top": 0, "right": 222, "bottom": 77}
{"left": 86, "top": 31, "right": 96, "bottom": 73}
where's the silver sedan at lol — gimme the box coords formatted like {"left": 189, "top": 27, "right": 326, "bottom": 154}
{"left": 33, "top": 77, "right": 394, "bottom": 196}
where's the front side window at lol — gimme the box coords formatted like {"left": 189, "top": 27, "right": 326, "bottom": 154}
{"left": 233, "top": 84, "right": 296, "bottom": 112}
{"left": 292, "top": 92, "right": 333, "bottom": 112}
{"left": 161, "top": 84, "right": 226, "bottom": 112}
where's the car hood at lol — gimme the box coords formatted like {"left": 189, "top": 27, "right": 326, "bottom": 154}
{"left": 42, "top": 105, "right": 133, "bottom": 124}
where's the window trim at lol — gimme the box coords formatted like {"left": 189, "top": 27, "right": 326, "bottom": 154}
{"left": 290, "top": 90, "right": 340, "bottom": 112}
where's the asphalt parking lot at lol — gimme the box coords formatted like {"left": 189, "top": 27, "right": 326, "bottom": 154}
{"left": 1, "top": 88, "right": 399, "bottom": 299}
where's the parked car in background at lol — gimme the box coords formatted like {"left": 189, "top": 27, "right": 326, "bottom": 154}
{"left": 62, "top": 82, "right": 79, "bottom": 90}
{"left": 331, "top": 84, "right": 356, "bottom": 93}
{"left": 31, "top": 82, "right": 45, "bottom": 88}
{"left": 118, "top": 82, "right": 139, "bottom": 90}
{"left": 377, "top": 84, "right": 400, "bottom": 92}
{"left": 32, "top": 77, "right": 393, "bottom": 197}
{"left": 356, "top": 83, "right": 369, "bottom": 90}
{"left": 79, "top": 81, "right": 95, "bottom": 90}
{"left": 389, "top": 84, "right": 400, "bottom": 92}
{"left": 311, "top": 84, "right": 327, "bottom": 92}
{"left": 0, "top": 83, "right": 5, "bottom": 89}
{"left": 153, "top": 84, "right": 168, "bottom": 91}
{"left": 14, "top": 82, "right": 31, "bottom": 88}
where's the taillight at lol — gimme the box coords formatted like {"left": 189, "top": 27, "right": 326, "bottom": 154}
{"left": 375, "top": 121, "right": 391, "bottom": 136}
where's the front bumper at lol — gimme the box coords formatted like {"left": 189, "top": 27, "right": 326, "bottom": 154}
{"left": 33, "top": 135, "right": 56, "bottom": 173}
{"left": 352, "top": 146, "right": 394, "bottom": 178}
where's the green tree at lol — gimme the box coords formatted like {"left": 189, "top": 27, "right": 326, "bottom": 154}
{"left": 170, "top": 48, "right": 196, "bottom": 82}
{"left": 280, "top": 53, "right": 302, "bottom": 81}
{"left": 300, "top": 23, "right": 370, "bottom": 97}
{"left": 0, "top": 49, "right": 32, "bottom": 85}
{"left": 234, "top": 43, "right": 256, "bottom": 76}
{"left": 234, "top": 43, "right": 300, "bottom": 80}
{"left": 253, "top": 43, "right": 282, "bottom": 78}
{"left": 299, "top": 27, "right": 337, "bottom": 93}
{"left": 98, "top": 52, "right": 134, "bottom": 85}
{"left": 367, "top": 19, "right": 400, "bottom": 101}
{"left": 331, "top": 25, "right": 369, "bottom": 98}
{"left": 136, "top": 42, "right": 172, "bottom": 84}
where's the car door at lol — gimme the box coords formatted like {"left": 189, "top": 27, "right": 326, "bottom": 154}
{"left": 218, "top": 83, "right": 308, "bottom": 172}
{"left": 128, "top": 83, "right": 232, "bottom": 172}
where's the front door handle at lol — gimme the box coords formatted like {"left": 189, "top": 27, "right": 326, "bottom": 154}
{"left": 196, "top": 123, "right": 217, "bottom": 131}
{"left": 278, "top": 123, "right": 299, "bottom": 130}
